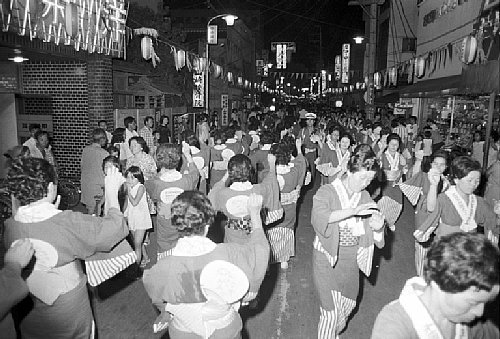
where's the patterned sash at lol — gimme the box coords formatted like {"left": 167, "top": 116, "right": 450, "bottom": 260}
{"left": 444, "top": 186, "right": 477, "bottom": 232}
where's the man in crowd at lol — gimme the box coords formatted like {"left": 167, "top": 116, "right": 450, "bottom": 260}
{"left": 31, "top": 130, "right": 57, "bottom": 169}
{"left": 371, "top": 233, "right": 499, "bottom": 339}
{"left": 81, "top": 128, "right": 109, "bottom": 215}
{"left": 22, "top": 123, "right": 41, "bottom": 155}
{"left": 121, "top": 116, "right": 138, "bottom": 162}
{"left": 139, "top": 116, "right": 155, "bottom": 154}
{"left": 98, "top": 120, "right": 113, "bottom": 146}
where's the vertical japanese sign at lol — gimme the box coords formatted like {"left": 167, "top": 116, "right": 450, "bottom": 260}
{"left": 221, "top": 94, "right": 229, "bottom": 126}
{"left": 341, "top": 44, "right": 350, "bottom": 84}
{"left": 193, "top": 73, "right": 204, "bottom": 108}
{"left": 256, "top": 59, "right": 264, "bottom": 76}
{"left": 334, "top": 55, "right": 341, "bottom": 81}
{"left": 321, "top": 70, "right": 327, "bottom": 94}
{"left": 207, "top": 25, "right": 218, "bottom": 44}
{"left": 276, "top": 43, "right": 287, "bottom": 69}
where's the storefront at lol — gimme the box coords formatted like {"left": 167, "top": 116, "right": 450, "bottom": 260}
{"left": 400, "top": 0, "right": 499, "bottom": 156}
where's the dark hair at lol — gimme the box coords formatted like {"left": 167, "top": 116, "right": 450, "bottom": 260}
{"left": 111, "top": 128, "right": 125, "bottom": 144}
{"left": 160, "top": 115, "right": 169, "bottom": 124}
{"left": 129, "top": 136, "right": 149, "bottom": 154}
{"left": 339, "top": 133, "right": 353, "bottom": 146}
{"left": 156, "top": 144, "right": 181, "bottom": 170}
{"left": 424, "top": 130, "right": 432, "bottom": 139}
{"left": 124, "top": 116, "right": 135, "bottom": 128}
{"left": 185, "top": 131, "right": 200, "bottom": 149}
{"left": 450, "top": 156, "right": 481, "bottom": 181}
{"left": 348, "top": 144, "right": 379, "bottom": 173}
{"left": 227, "top": 154, "right": 253, "bottom": 184}
{"left": 422, "top": 149, "right": 449, "bottom": 173}
{"left": 171, "top": 191, "right": 215, "bottom": 237}
{"left": 327, "top": 124, "right": 343, "bottom": 136}
{"left": 260, "top": 131, "right": 275, "bottom": 145}
{"left": 491, "top": 130, "right": 500, "bottom": 143}
{"left": 98, "top": 120, "right": 107, "bottom": 126}
{"left": 125, "top": 165, "right": 144, "bottom": 185}
{"left": 4, "top": 158, "right": 57, "bottom": 206}
{"left": 106, "top": 145, "right": 119, "bottom": 155}
{"left": 224, "top": 126, "right": 236, "bottom": 141}
{"left": 386, "top": 133, "right": 402, "bottom": 151}
{"left": 34, "top": 130, "right": 49, "bottom": 141}
{"left": 424, "top": 233, "right": 499, "bottom": 293}
{"left": 271, "top": 143, "right": 291, "bottom": 166}
{"left": 92, "top": 128, "right": 107, "bottom": 144}
{"left": 102, "top": 155, "right": 121, "bottom": 172}
{"left": 29, "top": 124, "right": 41, "bottom": 133}
{"left": 144, "top": 116, "right": 154, "bottom": 125}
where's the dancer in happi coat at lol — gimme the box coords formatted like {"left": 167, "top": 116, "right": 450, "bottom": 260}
{"left": 377, "top": 133, "right": 407, "bottom": 230}
{"left": 249, "top": 130, "right": 275, "bottom": 183}
{"left": 209, "top": 127, "right": 244, "bottom": 189}
{"left": 371, "top": 233, "right": 499, "bottom": 339}
{"left": 414, "top": 156, "right": 500, "bottom": 246}
{"left": 300, "top": 111, "right": 320, "bottom": 184}
{"left": 143, "top": 191, "right": 270, "bottom": 339}
{"left": 145, "top": 143, "right": 199, "bottom": 260}
{"left": 183, "top": 131, "right": 210, "bottom": 194}
{"left": 311, "top": 144, "right": 385, "bottom": 339}
{"left": 209, "top": 154, "right": 282, "bottom": 245}
{"left": 398, "top": 150, "right": 450, "bottom": 276}
{"left": 317, "top": 133, "right": 352, "bottom": 185}
{"left": 2, "top": 158, "right": 130, "bottom": 339}
{"left": 268, "top": 138, "right": 306, "bottom": 269}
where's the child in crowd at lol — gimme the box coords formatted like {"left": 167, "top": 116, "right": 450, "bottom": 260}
{"left": 472, "top": 130, "right": 485, "bottom": 167}
{"left": 107, "top": 145, "right": 119, "bottom": 158}
{"left": 124, "top": 166, "right": 152, "bottom": 267}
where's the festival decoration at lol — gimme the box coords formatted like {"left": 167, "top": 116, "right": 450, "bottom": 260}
{"left": 341, "top": 43, "right": 350, "bottom": 84}
{"left": 461, "top": 35, "right": 477, "bottom": 64}
{"left": 192, "top": 73, "right": 204, "bottom": 108}
{"left": 389, "top": 67, "right": 397, "bottom": 86}
{"left": 415, "top": 57, "right": 426, "bottom": 78}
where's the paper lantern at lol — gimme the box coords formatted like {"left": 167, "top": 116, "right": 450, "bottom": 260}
{"left": 65, "top": 2, "right": 79, "bottom": 38}
{"left": 199, "top": 57, "right": 208, "bottom": 72}
{"left": 389, "top": 67, "right": 397, "bottom": 86}
{"left": 374, "top": 72, "right": 381, "bottom": 88}
{"left": 461, "top": 36, "right": 477, "bottom": 64}
{"left": 415, "top": 57, "right": 426, "bottom": 78}
{"left": 141, "top": 37, "right": 153, "bottom": 60}
{"left": 227, "top": 72, "right": 233, "bottom": 82}
{"left": 238, "top": 76, "right": 243, "bottom": 86}
{"left": 177, "top": 50, "right": 186, "bottom": 69}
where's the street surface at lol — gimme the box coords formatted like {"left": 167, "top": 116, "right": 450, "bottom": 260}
{"left": 92, "top": 179, "right": 418, "bottom": 339}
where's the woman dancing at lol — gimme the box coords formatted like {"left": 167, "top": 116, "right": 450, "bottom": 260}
{"left": 399, "top": 150, "right": 450, "bottom": 276}
{"left": 311, "top": 144, "right": 385, "bottom": 339}
{"left": 143, "top": 191, "right": 269, "bottom": 338}
{"left": 414, "top": 155, "right": 499, "bottom": 245}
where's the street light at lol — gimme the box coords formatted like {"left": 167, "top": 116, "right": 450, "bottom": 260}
{"left": 353, "top": 35, "right": 365, "bottom": 44}
{"left": 205, "top": 14, "right": 238, "bottom": 116}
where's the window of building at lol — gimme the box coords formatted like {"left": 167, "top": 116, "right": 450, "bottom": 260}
{"left": 134, "top": 95, "right": 145, "bottom": 108}
{"left": 402, "top": 38, "right": 416, "bottom": 52}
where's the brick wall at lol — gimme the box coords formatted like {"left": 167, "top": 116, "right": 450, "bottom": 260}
{"left": 87, "top": 56, "right": 114, "bottom": 135}
{"left": 22, "top": 62, "right": 89, "bottom": 179}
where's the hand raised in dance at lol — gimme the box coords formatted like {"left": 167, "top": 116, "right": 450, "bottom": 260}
{"left": 369, "top": 211, "right": 385, "bottom": 231}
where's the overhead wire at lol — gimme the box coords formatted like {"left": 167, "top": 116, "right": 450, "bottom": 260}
{"left": 241, "top": 0, "right": 362, "bottom": 31}
{"left": 396, "top": 0, "right": 416, "bottom": 39}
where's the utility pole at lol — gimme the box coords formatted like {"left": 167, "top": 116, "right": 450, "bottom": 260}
{"left": 349, "top": 0, "right": 384, "bottom": 120}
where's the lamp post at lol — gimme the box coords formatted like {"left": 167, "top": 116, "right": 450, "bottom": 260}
{"left": 205, "top": 14, "right": 238, "bottom": 118}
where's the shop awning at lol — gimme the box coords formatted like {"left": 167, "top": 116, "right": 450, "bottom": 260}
{"left": 374, "top": 92, "right": 399, "bottom": 104}
{"left": 460, "top": 61, "right": 499, "bottom": 94}
{"left": 399, "top": 75, "right": 462, "bottom": 98}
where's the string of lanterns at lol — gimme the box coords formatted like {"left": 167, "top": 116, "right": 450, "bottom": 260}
{"left": 135, "top": 27, "right": 250, "bottom": 88}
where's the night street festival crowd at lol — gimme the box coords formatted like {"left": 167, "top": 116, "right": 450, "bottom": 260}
{"left": 1, "top": 105, "right": 500, "bottom": 339}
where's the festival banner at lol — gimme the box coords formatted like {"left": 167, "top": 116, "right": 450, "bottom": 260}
{"left": 193, "top": 73, "right": 204, "bottom": 108}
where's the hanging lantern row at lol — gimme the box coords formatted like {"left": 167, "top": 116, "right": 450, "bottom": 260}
{"left": 461, "top": 35, "right": 477, "bottom": 65}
